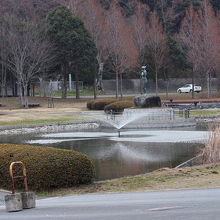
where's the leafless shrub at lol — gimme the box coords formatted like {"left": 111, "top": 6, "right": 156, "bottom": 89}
{"left": 202, "top": 125, "right": 220, "bottom": 164}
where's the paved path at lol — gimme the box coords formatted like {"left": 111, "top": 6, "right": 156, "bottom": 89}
{"left": 0, "top": 192, "right": 6, "bottom": 207}
{"left": 0, "top": 188, "right": 220, "bottom": 220}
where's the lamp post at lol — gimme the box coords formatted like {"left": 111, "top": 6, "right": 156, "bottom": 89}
{"left": 140, "top": 66, "right": 148, "bottom": 95}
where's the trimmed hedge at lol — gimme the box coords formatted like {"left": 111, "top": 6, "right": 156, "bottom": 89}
{"left": 87, "top": 99, "right": 116, "bottom": 110}
{"left": 87, "top": 100, "right": 94, "bottom": 110}
{"left": 104, "top": 101, "right": 134, "bottom": 113}
{"left": 0, "top": 144, "right": 94, "bottom": 191}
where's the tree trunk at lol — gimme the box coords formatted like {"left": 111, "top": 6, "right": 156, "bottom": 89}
{"left": 207, "top": 72, "right": 211, "bottom": 98}
{"left": 140, "top": 78, "right": 142, "bottom": 94}
{"left": 191, "top": 69, "right": 195, "bottom": 99}
{"left": 75, "top": 72, "right": 80, "bottom": 99}
{"left": 120, "top": 72, "right": 123, "bottom": 99}
{"left": 23, "top": 84, "right": 29, "bottom": 108}
{"left": 13, "top": 79, "right": 17, "bottom": 97}
{"left": 93, "top": 77, "right": 97, "bottom": 99}
{"left": 18, "top": 82, "right": 25, "bottom": 106}
{"left": 62, "top": 64, "right": 68, "bottom": 99}
{"left": 1, "top": 65, "right": 7, "bottom": 97}
{"left": 32, "top": 84, "right": 35, "bottom": 97}
{"left": 166, "top": 79, "right": 169, "bottom": 100}
{"left": 155, "top": 68, "right": 158, "bottom": 96}
{"left": 163, "top": 70, "right": 169, "bottom": 99}
{"left": 116, "top": 71, "right": 119, "bottom": 99}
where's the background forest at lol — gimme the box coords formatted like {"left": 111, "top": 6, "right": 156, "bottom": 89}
{"left": 0, "top": 0, "right": 220, "bottom": 104}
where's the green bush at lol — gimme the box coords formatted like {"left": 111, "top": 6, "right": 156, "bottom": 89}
{"left": 87, "top": 99, "right": 116, "bottom": 110}
{"left": 104, "top": 101, "right": 134, "bottom": 113}
{"left": 0, "top": 144, "right": 94, "bottom": 191}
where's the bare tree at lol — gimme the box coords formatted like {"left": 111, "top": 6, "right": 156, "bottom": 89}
{"left": 179, "top": 6, "right": 199, "bottom": 98}
{"left": 157, "top": 0, "right": 175, "bottom": 32}
{"left": 3, "top": 16, "right": 54, "bottom": 108}
{"left": 144, "top": 12, "right": 168, "bottom": 96}
{"left": 0, "top": 18, "right": 9, "bottom": 97}
{"left": 179, "top": 2, "right": 218, "bottom": 98}
{"left": 132, "top": 2, "right": 148, "bottom": 68}
{"left": 200, "top": 0, "right": 218, "bottom": 98}
{"left": 107, "top": 3, "right": 129, "bottom": 99}
{"left": 65, "top": 0, "right": 84, "bottom": 15}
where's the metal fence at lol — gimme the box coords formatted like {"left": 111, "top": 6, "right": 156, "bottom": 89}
{"left": 38, "top": 80, "right": 84, "bottom": 97}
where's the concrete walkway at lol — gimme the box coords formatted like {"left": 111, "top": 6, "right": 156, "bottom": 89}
{"left": 0, "top": 191, "right": 8, "bottom": 206}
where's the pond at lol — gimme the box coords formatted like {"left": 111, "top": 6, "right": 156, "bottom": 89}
{"left": 0, "top": 127, "right": 208, "bottom": 180}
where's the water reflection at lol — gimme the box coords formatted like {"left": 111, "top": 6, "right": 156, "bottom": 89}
{"left": 0, "top": 128, "right": 205, "bottom": 180}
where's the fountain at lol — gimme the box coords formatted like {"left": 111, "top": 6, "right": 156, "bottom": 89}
{"left": 84, "top": 108, "right": 186, "bottom": 137}
{"left": 0, "top": 66, "right": 207, "bottom": 181}
{"left": 84, "top": 65, "right": 193, "bottom": 135}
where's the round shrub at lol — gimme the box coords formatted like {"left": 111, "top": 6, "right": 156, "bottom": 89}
{"left": 87, "top": 99, "right": 116, "bottom": 110}
{"left": 87, "top": 100, "right": 94, "bottom": 110}
{"left": 0, "top": 144, "right": 95, "bottom": 191}
{"left": 104, "top": 101, "right": 134, "bottom": 113}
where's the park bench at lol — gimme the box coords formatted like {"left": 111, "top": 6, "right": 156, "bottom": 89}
{"left": 23, "top": 103, "right": 40, "bottom": 108}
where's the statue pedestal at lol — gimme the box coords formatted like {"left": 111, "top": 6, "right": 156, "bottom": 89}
{"left": 134, "top": 95, "right": 161, "bottom": 108}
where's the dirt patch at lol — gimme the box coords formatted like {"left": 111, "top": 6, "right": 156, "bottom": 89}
{"left": 0, "top": 97, "right": 90, "bottom": 123}
{"left": 0, "top": 97, "right": 89, "bottom": 110}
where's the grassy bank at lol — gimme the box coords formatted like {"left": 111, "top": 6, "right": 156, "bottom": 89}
{"left": 190, "top": 110, "right": 220, "bottom": 116}
{"left": 39, "top": 164, "right": 220, "bottom": 197}
{"left": 0, "top": 117, "right": 83, "bottom": 126}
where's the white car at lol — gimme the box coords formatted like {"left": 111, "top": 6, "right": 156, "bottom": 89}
{"left": 177, "top": 84, "right": 202, "bottom": 93}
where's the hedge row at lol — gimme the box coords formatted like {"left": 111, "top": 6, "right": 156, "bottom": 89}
{"left": 104, "top": 101, "right": 134, "bottom": 113}
{"left": 0, "top": 144, "right": 94, "bottom": 191}
{"left": 87, "top": 99, "right": 116, "bottom": 110}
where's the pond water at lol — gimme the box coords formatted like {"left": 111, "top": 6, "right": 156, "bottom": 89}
{"left": 0, "top": 128, "right": 208, "bottom": 180}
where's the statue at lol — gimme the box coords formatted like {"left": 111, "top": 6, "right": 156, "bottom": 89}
{"left": 140, "top": 66, "right": 148, "bottom": 95}
{"left": 96, "top": 62, "right": 104, "bottom": 93}
{"left": 135, "top": 65, "right": 161, "bottom": 108}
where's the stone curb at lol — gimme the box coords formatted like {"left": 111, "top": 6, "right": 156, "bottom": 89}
{"left": 0, "top": 120, "right": 99, "bottom": 136}
{"left": 0, "top": 120, "right": 97, "bottom": 131}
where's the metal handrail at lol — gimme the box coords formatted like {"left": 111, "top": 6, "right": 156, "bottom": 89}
{"left": 9, "top": 161, "right": 28, "bottom": 194}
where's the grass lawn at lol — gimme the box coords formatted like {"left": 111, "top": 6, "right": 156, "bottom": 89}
{"left": 0, "top": 117, "right": 83, "bottom": 126}
{"left": 190, "top": 110, "right": 220, "bottom": 116}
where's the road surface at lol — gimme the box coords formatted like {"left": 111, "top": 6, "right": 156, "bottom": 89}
{"left": 0, "top": 188, "right": 220, "bottom": 220}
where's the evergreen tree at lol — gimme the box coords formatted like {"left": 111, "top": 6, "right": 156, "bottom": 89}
{"left": 210, "top": 0, "right": 220, "bottom": 12}
{"left": 47, "top": 6, "right": 98, "bottom": 99}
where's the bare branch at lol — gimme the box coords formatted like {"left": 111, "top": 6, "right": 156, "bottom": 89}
{"left": 2, "top": 16, "right": 55, "bottom": 107}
